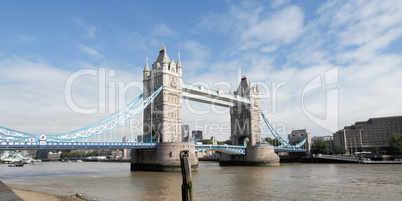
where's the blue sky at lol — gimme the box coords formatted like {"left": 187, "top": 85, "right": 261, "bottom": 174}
{"left": 1, "top": 0, "right": 402, "bottom": 141}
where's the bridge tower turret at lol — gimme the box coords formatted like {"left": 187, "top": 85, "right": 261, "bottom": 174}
{"left": 230, "top": 75, "right": 262, "bottom": 146}
{"left": 143, "top": 43, "right": 183, "bottom": 143}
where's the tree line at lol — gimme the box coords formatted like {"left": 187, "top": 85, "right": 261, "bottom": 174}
{"left": 60, "top": 151, "right": 98, "bottom": 158}
{"left": 205, "top": 132, "right": 402, "bottom": 154}
{"left": 312, "top": 132, "right": 402, "bottom": 155}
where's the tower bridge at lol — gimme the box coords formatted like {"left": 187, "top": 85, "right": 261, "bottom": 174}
{"left": 0, "top": 44, "right": 307, "bottom": 171}
{"left": 142, "top": 44, "right": 263, "bottom": 147}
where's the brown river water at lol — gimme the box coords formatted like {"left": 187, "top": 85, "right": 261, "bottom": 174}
{"left": 1, "top": 161, "right": 401, "bottom": 201}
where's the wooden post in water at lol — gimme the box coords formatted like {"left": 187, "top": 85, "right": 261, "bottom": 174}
{"left": 180, "top": 150, "right": 192, "bottom": 201}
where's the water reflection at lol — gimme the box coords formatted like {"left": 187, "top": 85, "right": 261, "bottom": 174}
{"left": 130, "top": 171, "right": 182, "bottom": 200}
{"left": 1, "top": 162, "right": 401, "bottom": 201}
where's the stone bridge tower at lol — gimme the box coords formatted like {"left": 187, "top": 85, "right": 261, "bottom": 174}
{"left": 143, "top": 44, "right": 183, "bottom": 143}
{"left": 230, "top": 75, "right": 262, "bottom": 146}
{"left": 133, "top": 44, "right": 197, "bottom": 172}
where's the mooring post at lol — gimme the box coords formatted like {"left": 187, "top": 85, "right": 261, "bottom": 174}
{"left": 180, "top": 150, "right": 193, "bottom": 201}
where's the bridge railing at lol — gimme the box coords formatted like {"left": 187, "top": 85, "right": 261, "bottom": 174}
{"left": 1, "top": 140, "right": 307, "bottom": 153}
{"left": 0, "top": 141, "right": 157, "bottom": 150}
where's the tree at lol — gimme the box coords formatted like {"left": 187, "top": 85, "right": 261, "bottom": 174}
{"left": 311, "top": 140, "right": 330, "bottom": 154}
{"left": 372, "top": 146, "right": 379, "bottom": 154}
{"left": 60, "top": 152, "right": 68, "bottom": 158}
{"left": 202, "top": 139, "right": 213, "bottom": 144}
{"left": 217, "top": 140, "right": 231, "bottom": 145}
{"left": 264, "top": 137, "right": 281, "bottom": 146}
{"left": 389, "top": 132, "right": 402, "bottom": 154}
{"left": 60, "top": 150, "right": 99, "bottom": 158}
{"left": 333, "top": 145, "right": 346, "bottom": 154}
{"left": 264, "top": 137, "right": 273, "bottom": 144}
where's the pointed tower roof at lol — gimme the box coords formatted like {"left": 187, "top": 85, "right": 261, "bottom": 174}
{"left": 144, "top": 57, "right": 150, "bottom": 72}
{"left": 177, "top": 52, "right": 182, "bottom": 68}
{"left": 237, "top": 75, "right": 250, "bottom": 96}
{"left": 156, "top": 42, "right": 170, "bottom": 64}
{"left": 239, "top": 75, "right": 249, "bottom": 88}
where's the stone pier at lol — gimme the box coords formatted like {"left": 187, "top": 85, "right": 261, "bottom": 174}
{"left": 219, "top": 145, "right": 279, "bottom": 166}
{"left": 131, "top": 142, "right": 198, "bottom": 172}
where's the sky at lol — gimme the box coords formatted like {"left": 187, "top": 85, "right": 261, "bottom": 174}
{"left": 1, "top": 0, "right": 402, "bottom": 142}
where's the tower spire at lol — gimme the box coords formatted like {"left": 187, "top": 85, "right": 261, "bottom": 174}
{"left": 156, "top": 42, "right": 170, "bottom": 64}
{"left": 256, "top": 82, "right": 260, "bottom": 92}
{"left": 144, "top": 57, "right": 150, "bottom": 72}
{"left": 159, "top": 42, "right": 166, "bottom": 53}
{"left": 177, "top": 52, "right": 182, "bottom": 68}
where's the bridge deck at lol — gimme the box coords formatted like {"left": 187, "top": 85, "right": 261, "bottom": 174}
{"left": 0, "top": 141, "right": 307, "bottom": 153}
{"left": 0, "top": 141, "right": 156, "bottom": 150}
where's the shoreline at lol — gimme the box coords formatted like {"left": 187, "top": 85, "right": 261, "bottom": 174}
{"left": 11, "top": 188, "right": 92, "bottom": 201}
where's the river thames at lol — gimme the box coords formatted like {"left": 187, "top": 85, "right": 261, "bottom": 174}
{"left": 1, "top": 161, "right": 401, "bottom": 200}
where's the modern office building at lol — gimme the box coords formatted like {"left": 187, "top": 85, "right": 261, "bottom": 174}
{"left": 333, "top": 115, "right": 402, "bottom": 153}
{"left": 137, "top": 135, "right": 143, "bottom": 143}
{"left": 192, "top": 130, "right": 203, "bottom": 142}
{"left": 182, "top": 125, "right": 190, "bottom": 138}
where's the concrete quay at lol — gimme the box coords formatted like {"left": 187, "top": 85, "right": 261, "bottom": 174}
{"left": 310, "top": 154, "right": 402, "bottom": 164}
{"left": 0, "top": 180, "right": 23, "bottom": 201}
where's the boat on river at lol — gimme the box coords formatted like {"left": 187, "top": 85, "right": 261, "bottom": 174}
{"left": 8, "top": 161, "right": 24, "bottom": 167}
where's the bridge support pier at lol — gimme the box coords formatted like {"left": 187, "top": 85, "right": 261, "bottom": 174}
{"left": 219, "top": 145, "right": 279, "bottom": 166}
{"left": 131, "top": 142, "right": 198, "bottom": 172}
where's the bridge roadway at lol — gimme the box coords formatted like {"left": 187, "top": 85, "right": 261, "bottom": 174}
{"left": 0, "top": 141, "right": 307, "bottom": 154}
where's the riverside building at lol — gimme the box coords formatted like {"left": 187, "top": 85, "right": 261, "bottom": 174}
{"left": 333, "top": 115, "right": 402, "bottom": 153}
{"left": 288, "top": 129, "right": 312, "bottom": 152}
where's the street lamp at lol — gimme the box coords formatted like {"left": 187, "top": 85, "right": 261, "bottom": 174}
{"left": 359, "top": 128, "right": 363, "bottom": 152}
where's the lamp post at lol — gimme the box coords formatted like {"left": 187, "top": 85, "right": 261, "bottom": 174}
{"left": 150, "top": 98, "right": 153, "bottom": 143}
{"left": 349, "top": 136, "right": 353, "bottom": 155}
{"left": 359, "top": 129, "right": 363, "bottom": 152}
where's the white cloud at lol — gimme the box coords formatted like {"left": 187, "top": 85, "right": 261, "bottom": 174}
{"left": 318, "top": 0, "right": 402, "bottom": 50}
{"left": 74, "top": 17, "right": 96, "bottom": 39}
{"left": 197, "top": 2, "right": 264, "bottom": 36}
{"left": 118, "top": 31, "right": 148, "bottom": 51}
{"left": 271, "top": 0, "right": 290, "bottom": 9}
{"left": 2, "top": 1, "right": 402, "bottom": 141}
{"left": 178, "top": 40, "right": 211, "bottom": 74}
{"left": 118, "top": 24, "right": 178, "bottom": 53}
{"left": 308, "top": 1, "right": 402, "bottom": 130}
{"left": 199, "top": 2, "right": 305, "bottom": 53}
{"left": 77, "top": 43, "right": 104, "bottom": 59}
{"left": 0, "top": 58, "right": 143, "bottom": 138}
{"left": 260, "top": 45, "right": 278, "bottom": 53}
{"left": 240, "top": 5, "right": 305, "bottom": 50}
{"left": 186, "top": 0, "right": 402, "bottom": 138}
